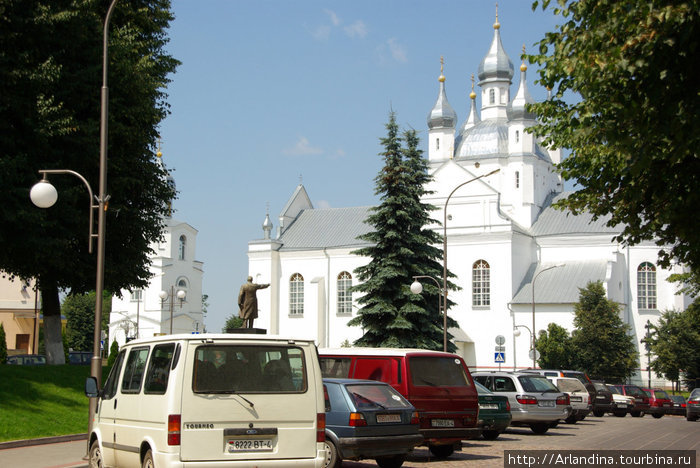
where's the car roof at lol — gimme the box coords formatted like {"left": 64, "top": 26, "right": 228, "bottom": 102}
{"left": 119, "top": 333, "right": 317, "bottom": 346}
{"left": 472, "top": 371, "right": 549, "bottom": 377}
{"left": 318, "top": 348, "right": 460, "bottom": 358}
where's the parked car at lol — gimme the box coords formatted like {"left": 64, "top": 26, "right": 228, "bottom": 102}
{"left": 68, "top": 350, "right": 92, "bottom": 365}
{"left": 6, "top": 354, "right": 46, "bottom": 365}
{"left": 319, "top": 348, "right": 480, "bottom": 458}
{"left": 474, "top": 381, "right": 512, "bottom": 440}
{"left": 642, "top": 388, "right": 672, "bottom": 418}
{"left": 85, "top": 334, "right": 328, "bottom": 468}
{"left": 323, "top": 378, "right": 423, "bottom": 468}
{"left": 669, "top": 395, "right": 687, "bottom": 416}
{"left": 591, "top": 381, "right": 614, "bottom": 417}
{"left": 472, "top": 371, "right": 570, "bottom": 434}
{"left": 608, "top": 385, "right": 636, "bottom": 417}
{"left": 609, "top": 384, "right": 650, "bottom": 417}
{"left": 523, "top": 369, "right": 596, "bottom": 414}
{"left": 687, "top": 388, "right": 700, "bottom": 421}
{"left": 547, "top": 377, "right": 590, "bottom": 423}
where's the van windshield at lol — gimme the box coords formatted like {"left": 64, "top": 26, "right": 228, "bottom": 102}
{"left": 193, "top": 345, "right": 306, "bottom": 394}
{"left": 409, "top": 356, "right": 471, "bottom": 387}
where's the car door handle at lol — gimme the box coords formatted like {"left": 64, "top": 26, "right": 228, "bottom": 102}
{"left": 114, "top": 399, "right": 117, "bottom": 410}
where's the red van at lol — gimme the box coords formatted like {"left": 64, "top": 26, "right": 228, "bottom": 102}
{"left": 318, "top": 348, "right": 480, "bottom": 459}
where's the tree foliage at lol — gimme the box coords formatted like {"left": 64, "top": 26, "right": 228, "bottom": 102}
{"left": 528, "top": 1, "right": 700, "bottom": 282}
{"left": 107, "top": 339, "right": 119, "bottom": 367}
{"left": 649, "top": 303, "right": 700, "bottom": 390}
{"left": 569, "top": 281, "right": 638, "bottom": 381}
{"left": 0, "top": 0, "right": 179, "bottom": 363}
{"left": 62, "top": 290, "right": 112, "bottom": 352}
{"left": 349, "top": 112, "right": 458, "bottom": 351}
{"left": 535, "top": 323, "right": 574, "bottom": 370}
{"left": 0, "top": 324, "right": 7, "bottom": 364}
{"left": 223, "top": 314, "right": 244, "bottom": 333}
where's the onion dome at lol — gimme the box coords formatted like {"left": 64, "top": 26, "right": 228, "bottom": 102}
{"left": 455, "top": 74, "right": 481, "bottom": 149}
{"left": 477, "top": 8, "right": 514, "bottom": 84}
{"left": 427, "top": 57, "right": 457, "bottom": 129}
{"left": 262, "top": 207, "right": 273, "bottom": 240}
{"left": 508, "top": 46, "right": 536, "bottom": 120}
{"left": 455, "top": 119, "right": 509, "bottom": 158}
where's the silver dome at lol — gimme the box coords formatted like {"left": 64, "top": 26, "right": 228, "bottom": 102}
{"left": 455, "top": 119, "right": 509, "bottom": 158}
{"left": 508, "top": 66, "right": 535, "bottom": 120}
{"left": 427, "top": 80, "right": 457, "bottom": 129}
{"left": 477, "top": 26, "right": 514, "bottom": 83}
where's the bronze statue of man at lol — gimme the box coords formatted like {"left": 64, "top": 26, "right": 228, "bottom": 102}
{"left": 238, "top": 276, "right": 270, "bottom": 328}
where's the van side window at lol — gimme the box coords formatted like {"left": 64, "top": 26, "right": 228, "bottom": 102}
{"left": 193, "top": 345, "right": 307, "bottom": 394}
{"left": 121, "top": 347, "right": 150, "bottom": 393}
{"left": 354, "top": 358, "right": 392, "bottom": 383}
{"left": 144, "top": 343, "right": 176, "bottom": 394}
{"left": 102, "top": 350, "right": 126, "bottom": 399}
{"left": 319, "top": 357, "right": 351, "bottom": 378}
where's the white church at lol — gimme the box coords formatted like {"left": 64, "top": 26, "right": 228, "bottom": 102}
{"left": 109, "top": 148, "right": 204, "bottom": 348}
{"left": 245, "top": 15, "right": 692, "bottom": 386}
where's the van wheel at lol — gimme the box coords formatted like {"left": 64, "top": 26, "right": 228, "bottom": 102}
{"left": 482, "top": 430, "right": 500, "bottom": 440}
{"left": 428, "top": 444, "right": 454, "bottom": 458}
{"left": 88, "top": 440, "right": 103, "bottom": 468}
{"left": 376, "top": 454, "right": 406, "bottom": 468}
{"left": 324, "top": 439, "right": 341, "bottom": 468}
{"left": 530, "top": 423, "right": 549, "bottom": 434}
{"left": 142, "top": 449, "right": 154, "bottom": 468}
{"left": 630, "top": 411, "right": 642, "bottom": 417}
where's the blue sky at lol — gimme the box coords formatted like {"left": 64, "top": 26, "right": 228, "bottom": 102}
{"left": 158, "top": 0, "right": 564, "bottom": 333}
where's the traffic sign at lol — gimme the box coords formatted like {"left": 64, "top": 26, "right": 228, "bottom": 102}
{"left": 494, "top": 352, "right": 505, "bottom": 363}
{"left": 495, "top": 335, "right": 505, "bottom": 345}
{"left": 495, "top": 345, "right": 505, "bottom": 352}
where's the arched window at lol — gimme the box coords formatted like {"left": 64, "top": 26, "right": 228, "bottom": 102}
{"left": 178, "top": 235, "right": 186, "bottom": 260}
{"left": 515, "top": 171, "right": 520, "bottom": 188}
{"left": 337, "top": 272, "right": 352, "bottom": 315}
{"left": 289, "top": 273, "right": 304, "bottom": 316}
{"left": 472, "top": 260, "right": 490, "bottom": 307}
{"left": 637, "top": 262, "right": 657, "bottom": 309}
{"left": 489, "top": 89, "right": 495, "bottom": 105}
{"left": 177, "top": 278, "right": 188, "bottom": 290}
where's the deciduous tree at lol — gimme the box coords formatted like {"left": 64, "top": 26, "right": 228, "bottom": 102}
{"left": 535, "top": 323, "right": 574, "bottom": 370}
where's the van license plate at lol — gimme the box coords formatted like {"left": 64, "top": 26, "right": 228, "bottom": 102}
{"left": 227, "top": 439, "right": 273, "bottom": 452}
{"left": 377, "top": 414, "right": 401, "bottom": 423}
{"left": 431, "top": 419, "right": 455, "bottom": 427}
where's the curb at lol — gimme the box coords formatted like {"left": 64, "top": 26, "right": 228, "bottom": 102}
{"left": 0, "top": 433, "right": 87, "bottom": 450}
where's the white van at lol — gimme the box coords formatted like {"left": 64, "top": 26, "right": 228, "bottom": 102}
{"left": 85, "top": 334, "right": 327, "bottom": 468}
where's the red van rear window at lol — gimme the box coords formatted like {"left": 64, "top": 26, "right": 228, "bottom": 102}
{"left": 409, "top": 356, "right": 471, "bottom": 387}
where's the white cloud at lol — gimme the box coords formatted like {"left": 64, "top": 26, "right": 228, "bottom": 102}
{"left": 387, "top": 38, "right": 407, "bottom": 63}
{"left": 311, "top": 25, "right": 331, "bottom": 40}
{"left": 344, "top": 20, "right": 367, "bottom": 38}
{"left": 283, "top": 137, "right": 323, "bottom": 156}
{"left": 324, "top": 9, "right": 341, "bottom": 27}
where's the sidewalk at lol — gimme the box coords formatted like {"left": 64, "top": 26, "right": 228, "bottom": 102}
{"left": 0, "top": 435, "right": 88, "bottom": 468}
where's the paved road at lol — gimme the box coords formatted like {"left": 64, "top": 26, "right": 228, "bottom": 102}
{"left": 1, "top": 414, "right": 698, "bottom": 468}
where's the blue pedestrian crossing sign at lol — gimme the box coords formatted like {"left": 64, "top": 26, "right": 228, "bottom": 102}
{"left": 494, "top": 352, "right": 505, "bottom": 363}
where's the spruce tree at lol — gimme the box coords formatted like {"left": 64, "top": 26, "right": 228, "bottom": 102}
{"left": 349, "top": 113, "right": 457, "bottom": 351}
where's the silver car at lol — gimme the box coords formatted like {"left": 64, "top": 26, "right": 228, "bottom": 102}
{"left": 472, "top": 372, "right": 571, "bottom": 434}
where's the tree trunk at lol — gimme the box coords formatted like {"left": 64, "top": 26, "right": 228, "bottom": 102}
{"left": 42, "top": 282, "right": 65, "bottom": 365}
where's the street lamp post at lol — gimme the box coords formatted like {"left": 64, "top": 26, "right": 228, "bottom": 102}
{"left": 29, "top": 0, "right": 119, "bottom": 439}
{"left": 643, "top": 320, "right": 652, "bottom": 388}
{"left": 530, "top": 263, "right": 565, "bottom": 369}
{"left": 410, "top": 275, "right": 444, "bottom": 350}
{"left": 440, "top": 169, "right": 500, "bottom": 352}
{"left": 159, "top": 286, "right": 186, "bottom": 334}
{"left": 513, "top": 324, "right": 532, "bottom": 370}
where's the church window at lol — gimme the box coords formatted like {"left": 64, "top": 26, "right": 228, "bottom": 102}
{"left": 515, "top": 130, "right": 520, "bottom": 143}
{"left": 472, "top": 260, "right": 491, "bottom": 307}
{"left": 178, "top": 235, "right": 186, "bottom": 260}
{"left": 436, "top": 138, "right": 440, "bottom": 150}
{"left": 515, "top": 171, "right": 520, "bottom": 188}
{"left": 130, "top": 289, "right": 142, "bottom": 302}
{"left": 489, "top": 89, "right": 495, "bottom": 105}
{"left": 177, "top": 278, "right": 188, "bottom": 290}
{"left": 337, "top": 272, "right": 352, "bottom": 315}
{"left": 637, "top": 262, "right": 657, "bottom": 309}
{"left": 290, "top": 273, "right": 304, "bottom": 316}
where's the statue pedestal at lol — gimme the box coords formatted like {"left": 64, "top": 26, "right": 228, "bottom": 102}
{"left": 228, "top": 327, "right": 267, "bottom": 335}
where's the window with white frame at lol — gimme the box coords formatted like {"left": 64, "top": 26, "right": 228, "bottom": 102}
{"left": 289, "top": 273, "right": 304, "bottom": 316}
{"left": 515, "top": 171, "right": 520, "bottom": 188}
{"left": 337, "top": 271, "right": 352, "bottom": 315}
{"left": 489, "top": 89, "right": 495, "bottom": 105}
{"left": 178, "top": 235, "right": 186, "bottom": 260}
{"left": 130, "top": 289, "right": 143, "bottom": 302}
{"left": 472, "top": 260, "right": 491, "bottom": 307}
{"left": 637, "top": 262, "right": 657, "bottom": 309}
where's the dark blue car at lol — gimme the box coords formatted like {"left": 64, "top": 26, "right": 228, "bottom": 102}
{"left": 323, "top": 378, "right": 423, "bottom": 468}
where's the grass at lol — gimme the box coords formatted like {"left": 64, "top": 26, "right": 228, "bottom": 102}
{"left": 0, "top": 365, "right": 101, "bottom": 442}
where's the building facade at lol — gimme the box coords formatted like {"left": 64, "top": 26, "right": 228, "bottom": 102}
{"left": 245, "top": 17, "right": 692, "bottom": 385}
{"left": 109, "top": 150, "right": 204, "bottom": 348}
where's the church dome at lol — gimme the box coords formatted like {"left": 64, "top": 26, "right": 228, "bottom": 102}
{"left": 455, "top": 119, "right": 509, "bottom": 158}
{"left": 427, "top": 63, "right": 457, "bottom": 130}
{"left": 477, "top": 14, "right": 514, "bottom": 83}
